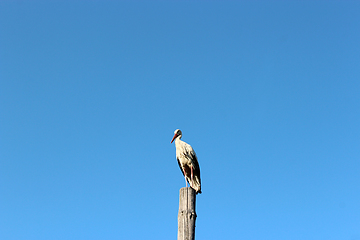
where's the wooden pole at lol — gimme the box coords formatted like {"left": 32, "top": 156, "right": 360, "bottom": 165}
{"left": 178, "top": 187, "right": 197, "bottom": 240}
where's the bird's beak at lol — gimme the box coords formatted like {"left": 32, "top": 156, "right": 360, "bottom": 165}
{"left": 170, "top": 133, "right": 177, "bottom": 143}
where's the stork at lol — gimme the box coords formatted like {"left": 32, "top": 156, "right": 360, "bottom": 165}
{"left": 171, "top": 129, "right": 201, "bottom": 194}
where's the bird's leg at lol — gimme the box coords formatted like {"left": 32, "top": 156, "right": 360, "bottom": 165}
{"left": 183, "top": 168, "right": 188, "bottom": 187}
{"left": 191, "top": 167, "right": 194, "bottom": 188}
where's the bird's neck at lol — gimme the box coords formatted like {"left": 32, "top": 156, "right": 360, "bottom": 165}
{"left": 175, "top": 137, "right": 182, "bottom": 145}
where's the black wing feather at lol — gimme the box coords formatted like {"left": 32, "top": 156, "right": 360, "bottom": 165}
{"left": 177, "top": 157, "right": 185, "bottom": 176}
{"left": 190, "top": 152, "right": 201, "bottom": 179}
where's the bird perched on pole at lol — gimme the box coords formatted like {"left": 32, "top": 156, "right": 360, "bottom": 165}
{"left": 171, "top": 129, "right": 202, "bottom": 194}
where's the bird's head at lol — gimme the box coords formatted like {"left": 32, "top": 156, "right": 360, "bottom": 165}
{"left": 171, "top": 129, "right": 182, "bottom": 143}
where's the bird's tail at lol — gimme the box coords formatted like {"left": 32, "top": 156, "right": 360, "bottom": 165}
{"left": 191, "top": 176, "right": 202, "bottom": 194}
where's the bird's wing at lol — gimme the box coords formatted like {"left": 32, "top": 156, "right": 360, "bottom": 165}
{"left": 177, "top": 157, "right": 185, "bottom": 176}
{"left": 190, "top": 151, "right": 200, "bottom": 173}
{"left": 184, "top": 143, "right": 201, "bottom": 173}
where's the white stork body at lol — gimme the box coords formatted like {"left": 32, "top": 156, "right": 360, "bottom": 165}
{"left": 171, "top": 129, "right": 201, "bottom": 194}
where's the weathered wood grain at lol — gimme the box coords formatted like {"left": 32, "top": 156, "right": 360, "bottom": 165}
{"left": 178, "top": 187, "right": 197, "bottom": 240}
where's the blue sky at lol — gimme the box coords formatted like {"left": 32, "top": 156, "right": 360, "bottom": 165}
{"left": 1, "top": 1, "right": 359, "bottom": 240}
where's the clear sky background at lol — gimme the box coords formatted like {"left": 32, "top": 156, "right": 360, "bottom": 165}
{"left": 1, "top": 1, "right": 359, "bottom": 240}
